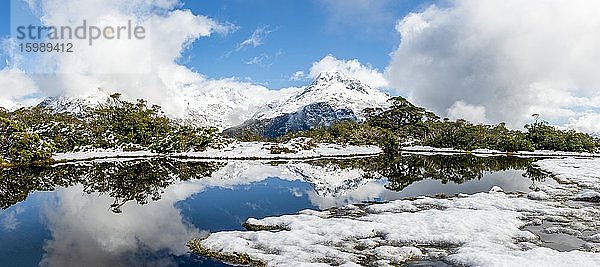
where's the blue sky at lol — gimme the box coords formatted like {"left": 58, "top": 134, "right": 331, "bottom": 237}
{"left": 0, "top": 0, "right": 436, "bottom": 88}
{"left": 180, "top": 0, "right": 436, "bottom": 88}
{"left": 0, "top": 1, "right": 9, "bottom": 69}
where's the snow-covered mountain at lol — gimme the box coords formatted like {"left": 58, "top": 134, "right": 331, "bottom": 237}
{"left": 177, "top": 81, "right": 301, "bottom": 129}
{"left": 225, "top": 72, "right": 390, "bottom": 137}
{"left": 253, "top": 72, "right": 390, "bottom": 121}
{"left": 37, "top": 82, "right": 301, "bottom": 130}
{"left": 37, "top": 72, "right": 390, "bottom": 135}
{"left": 38, "top": 89, "right": 112, "bottom": 116}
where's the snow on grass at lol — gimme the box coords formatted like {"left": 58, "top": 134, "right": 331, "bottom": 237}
{"left": 194, "top": 191, "right": 600, "bottom": 266}
{"left": 54, "top": 141, "right": 597, "bottom": 163}
{"left": 53, "top": 138, "right": 382, "bottom": 162}
{"left": 177, "top": 139, "right": 381, "bottom": 159}
{"left": 573, "top": 190, "right": 600, "bottom": 202}
{"left": 532, "top": 158, "right": 600, "bottom": 205}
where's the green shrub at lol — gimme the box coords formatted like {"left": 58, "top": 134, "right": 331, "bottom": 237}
{"left": 89, "top": 95, "right": 172, "bottom": 147}
{"left": 0, "top": 117, "right": 54, "bottom": 164}
{"left": 525, "top": 120, "right": 597, "bottom": 152}
{"left": 10, "top": 107, "right": 92, "bottom": 152}
{"left": 282, "top": 97, "right": 596, "bottom": 153}
{"left": 150, "top": 126, "right": 217, "bottom": 153}
{"left": 423, "top": 120, "right": 534, "bottom": 152}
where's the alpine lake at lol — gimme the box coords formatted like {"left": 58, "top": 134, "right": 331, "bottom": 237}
{"left": 0, "top": 153, "right": 567, "bottom": 266}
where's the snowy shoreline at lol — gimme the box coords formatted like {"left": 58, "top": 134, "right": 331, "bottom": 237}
{"left": 52, "top": 141, "right": 383, "bottom": 162}
{"left": 400, "top": 145, "right": 600, "bottom": 158}
{"left": 52, "top": 142, "right": 600, "bottom": 163}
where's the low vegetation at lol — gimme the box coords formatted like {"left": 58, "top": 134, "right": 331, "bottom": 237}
{"left": 0, "top": 116, "right": 53, "bottom": 166}
{"left": 242, "top": 221, "right": 288, "bottom": 231}
{"left": 187, "top": 239, "right": 266, "bottom": 267}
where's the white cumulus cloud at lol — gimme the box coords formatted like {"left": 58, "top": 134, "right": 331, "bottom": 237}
{"left": 0, "top": 67, "right": 41, "bottom": 110}
{"left": 566, "top": 113, "right": 600, "bottom": 134}
{"left": 290, "top": 70, "right": 306, "bottom": 81}
{"left": 447, "top": 100, "right": 488, "bottom": 124}
{"left": 40, "top": 182, "right": 206, "bottom": 266}
{"left": 386, "top": 0, "right": 600, "bottom": 130}
{"left": 310, "top": 55, "right": 389, "bottom": 88}
{"left": 2, "top": 0, "right": 235, "bottom": 115}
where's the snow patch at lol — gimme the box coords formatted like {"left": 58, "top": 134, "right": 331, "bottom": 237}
{"left": 198, "top": 190, "right": 600, "bottom": 266}
{"left": 174, "top": 140, "right": 382, "bottom": 160}
{"left": 535, "top": 158, "right": 600, "bottom": 191}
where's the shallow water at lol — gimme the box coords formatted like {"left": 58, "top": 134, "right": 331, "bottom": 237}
{"left": 526, "top": 222, "right": 588, "bottom": 252}
{"left": 0, "top": 154, "right": 553, "bottom": 266}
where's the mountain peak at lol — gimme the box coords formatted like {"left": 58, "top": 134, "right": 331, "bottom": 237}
{"left": 308, "top": 71, "right": 371, "bottom": 94}
{"left": 252, "top": 72, "right": 390, "bottom": 122}
{"left": 314, "top": 71, "right": 347, "bottom": 82}
{"left": 38, "top": 88, "right": 112, "bottom": 116}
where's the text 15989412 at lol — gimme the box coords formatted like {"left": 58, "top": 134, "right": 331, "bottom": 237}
{"left": 19, "top": 42, "right": 74, "bottom": 53}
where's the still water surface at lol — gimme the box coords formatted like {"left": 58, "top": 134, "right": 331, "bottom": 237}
{"left": 0, "top": 154, "right": 549, "bottom": 266}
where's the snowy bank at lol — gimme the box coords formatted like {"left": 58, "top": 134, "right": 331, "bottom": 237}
{"left": 401, "top": 146, "right": 599, "bottom": 158}
{"left": 53, "top": 148, "right": 158, "bottom": 161}
{"left": 534, "top": 158, "right": 600, "bottom": 199}
{"left": 53, "top": 142, "right": 598, "bottom": 163}
{"left": 174, "top": 139, "right": 382, "bottom": 160}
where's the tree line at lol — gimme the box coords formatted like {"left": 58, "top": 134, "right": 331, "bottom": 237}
{"left": 1, "top": 94, "right": 597, "bottom": 166}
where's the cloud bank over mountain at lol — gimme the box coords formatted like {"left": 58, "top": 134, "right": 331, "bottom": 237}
{"left": 386, "top": 0, "right": 600, "bottom": 130}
